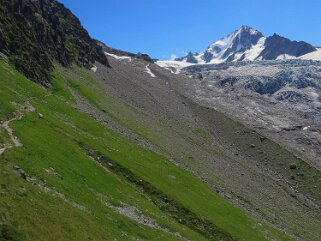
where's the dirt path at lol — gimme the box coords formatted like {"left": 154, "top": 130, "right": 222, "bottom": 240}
{"left": 0, "top": 102, "right": 35, "bottom": 156}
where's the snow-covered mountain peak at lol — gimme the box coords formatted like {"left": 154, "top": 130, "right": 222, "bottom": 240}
{"left": 203, "top": 26, "right": 265, "bottom": 63}
{"left": 219, "top": 25, "right": 263, "bottom": 43}
{"left": 175, "top": 26, "right": 266, "bottom": 65}
{"left": 239, "top": 25, "right": 260, "bottom": 34}
{"left": 158, "top": 26, "right": 318, "bottom": 72}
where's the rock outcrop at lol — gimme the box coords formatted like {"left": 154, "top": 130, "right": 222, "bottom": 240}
{"left": 0, "top": 0, "right": 108, "bottom": 85}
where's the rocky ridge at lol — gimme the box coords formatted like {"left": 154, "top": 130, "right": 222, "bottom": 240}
{"left": 0, "top": 0, "right": 108, "bottom": 85}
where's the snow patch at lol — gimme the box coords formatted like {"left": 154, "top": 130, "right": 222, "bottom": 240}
{"left": 90, "top": 65, "right": 97, "bottom": 73}
{"left": 276, "top": 54, "right": 296, "bottom": 60}
{"left": 144, "top": 64, "right": 156, "bottom": 77}
{"left": 105, "top": 52, "right": 132, "bottom": 62}
{"left": 299, "top": 48, "right": 321, "bottom": 61}
{"left": 156, "top": 60, "right": 193, "bottom": 74}
{"left": 242, "top": 37, "right": 266, "bottom": 61}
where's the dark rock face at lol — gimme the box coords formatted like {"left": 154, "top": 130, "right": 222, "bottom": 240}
{"left": 175, "top": 52, "right": 198, "bottom": 63}
{"left": 175, "top": 52, "right": 197, "bottom": 64}
{"left": 203, "top": 51, "right": 214, "bottom": 63}
{"left": 0, "top": 0, "right": 108, "bottom": 85}
{"left": 244, "top": 76, "right": 289, "bottom": 95}
{"left": 184, "top": 52, "right": 198, "bottom": 63}
{"left": 216, "top": 76, "right": 238, "bottom": 88}
{"left": 275, "top": 91, "right": 306, "bottom": 102}
{"left": 290, "top": 78, "right": 319, "bottom": 89}
{"left": 259, "top": 34, "right": 316, "bottom": 60}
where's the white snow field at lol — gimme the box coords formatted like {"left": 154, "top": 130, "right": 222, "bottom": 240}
{"left": 105, "top": 52, "right": 132, "bottom": 62}
{"left": 300, "top": 48, "right": 321, "bottom": 61}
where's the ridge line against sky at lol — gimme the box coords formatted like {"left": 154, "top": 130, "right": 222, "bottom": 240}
{"left": 59, "top": 0, "right": 321, "bottom": 60}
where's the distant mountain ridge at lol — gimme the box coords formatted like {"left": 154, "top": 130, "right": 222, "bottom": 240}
{"left": 97, "top": 41, "right": 155, "bottom": 63}
{"left": 174, "top": 26, "right": 317, "bottom": 64}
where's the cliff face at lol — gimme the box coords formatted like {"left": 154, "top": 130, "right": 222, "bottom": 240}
{"left": 259, "top": 34, "right": 316, "bottom": 60}
{"left": 0, "top": 0, "right": 108, "bottom": 85}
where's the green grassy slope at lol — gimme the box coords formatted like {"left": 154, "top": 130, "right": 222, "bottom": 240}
{"left": 55, "top": 61, "right": 321, "bottom": 240}
{"left": 0, "top": 58, "right": 290, "bottom": 241}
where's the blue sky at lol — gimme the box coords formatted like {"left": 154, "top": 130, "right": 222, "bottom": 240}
{"left": 59, "top": 0, "right": 321, "bottom": 60}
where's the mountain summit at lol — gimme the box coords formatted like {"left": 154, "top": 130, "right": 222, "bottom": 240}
{"left": 175, "top": 26, "right": 316, "bottom": 64}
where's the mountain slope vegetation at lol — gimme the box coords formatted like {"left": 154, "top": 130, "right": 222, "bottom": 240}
{"left": 0, "top": 1, "right": 320, "bottom": 241}
{"left": 0, "top": 56, "right": 291, "bottom": 240}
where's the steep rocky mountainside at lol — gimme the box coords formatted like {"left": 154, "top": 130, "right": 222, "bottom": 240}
{"left": 0, "top": 0, "right": 108, "bottom": 85}
{"left": 259, "top": 34, "right": 316, "bottom": 60}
